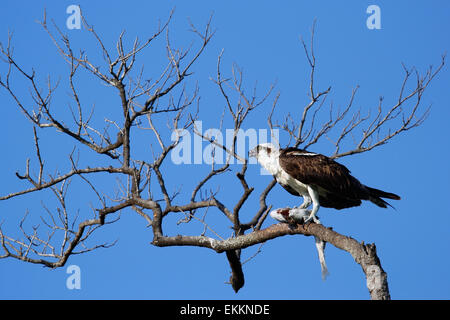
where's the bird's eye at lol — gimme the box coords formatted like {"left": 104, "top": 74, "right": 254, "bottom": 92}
{"left": 267, "top": 147, "right": 271, "bottom": 155}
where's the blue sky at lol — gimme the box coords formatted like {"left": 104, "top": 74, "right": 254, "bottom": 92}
{"left": 0, "top": 1, "right": 449, "bottom": 300}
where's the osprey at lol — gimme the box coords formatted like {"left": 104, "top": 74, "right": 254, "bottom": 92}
{"left": 249, "top": 143, "right": 401, "bottom": 224}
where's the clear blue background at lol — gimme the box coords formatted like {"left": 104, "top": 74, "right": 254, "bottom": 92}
{"left": 0, "top": 1, "right": 449, "bottom": 300}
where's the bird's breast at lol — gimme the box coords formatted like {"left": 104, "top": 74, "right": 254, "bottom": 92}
{"left": 275, "top": 169, "right": 309, "bottom": 196}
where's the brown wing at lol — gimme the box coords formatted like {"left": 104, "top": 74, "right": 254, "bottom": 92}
{"left": 278, "top": 148, "right": 369, "bottom": 202}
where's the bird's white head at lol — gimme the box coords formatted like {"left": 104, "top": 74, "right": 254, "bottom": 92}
{"left": 249, "top": 143, "right": 281, "bottom": 175}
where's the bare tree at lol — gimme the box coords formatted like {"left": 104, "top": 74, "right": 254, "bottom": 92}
{"left": 0, "top": 12, "right": 445, "bottom": 299}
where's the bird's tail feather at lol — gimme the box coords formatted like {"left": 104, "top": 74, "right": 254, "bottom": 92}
{"left": 367, "top": 187, "right": 401, "bottom": 200}
{"left": 366, "top": 186, "right": 401, "bottom": 208}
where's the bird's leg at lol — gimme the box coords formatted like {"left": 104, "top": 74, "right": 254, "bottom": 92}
{"left": 304, "top": 186, "right": 321, "bottom": 224}
{"left": 298, "top": 195, "right": 312, "bottom": 209}
{"left": 291, "top": 195, "right": 311, "bottom": 214}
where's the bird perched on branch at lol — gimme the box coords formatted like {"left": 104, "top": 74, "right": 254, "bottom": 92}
{"left": 249, "top": 143, "right": 401, "bottom": 224}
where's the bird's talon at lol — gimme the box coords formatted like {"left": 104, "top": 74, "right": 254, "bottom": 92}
{"left": 303, "top": 214, "right": 321, "bottom": 226}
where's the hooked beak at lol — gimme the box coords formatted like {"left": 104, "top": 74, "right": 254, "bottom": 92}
{"left": 249, "top": 147, "right": 257, "bottom": 158}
